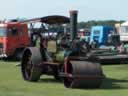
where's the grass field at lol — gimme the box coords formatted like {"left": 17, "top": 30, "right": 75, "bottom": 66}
{"left": 0, "top": 60, "right": 128, "bottom": 96}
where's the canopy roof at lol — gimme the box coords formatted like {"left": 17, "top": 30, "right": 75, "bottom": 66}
{"left": 21, "top": 15, "right": 70, "bottom": 24}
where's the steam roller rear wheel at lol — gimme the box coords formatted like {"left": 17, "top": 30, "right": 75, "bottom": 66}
{"left": 64, "top": 61, "right": 104, "bottom": 88}
{"left": 21, "top": 47, "right": 42, "bottom": 82}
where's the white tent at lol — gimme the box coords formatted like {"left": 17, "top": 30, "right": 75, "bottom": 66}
{"left": 121, "top": 21, "right": 128, "bottom": 26}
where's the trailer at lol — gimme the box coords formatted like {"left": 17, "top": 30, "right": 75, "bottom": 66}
{"left": 89, "top": 25, "right": 128, "bottom": 64}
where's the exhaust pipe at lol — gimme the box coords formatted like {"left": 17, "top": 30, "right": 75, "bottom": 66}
{"left": 70, "top": 10, "right": 78, "bottom": 41}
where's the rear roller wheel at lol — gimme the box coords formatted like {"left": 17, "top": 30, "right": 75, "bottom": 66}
{"left": 21, "top": 47, "right": 43, "bottom": 82}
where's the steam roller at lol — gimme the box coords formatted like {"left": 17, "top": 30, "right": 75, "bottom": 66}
{"left": 20, "top": 10, "right": 105, "bottom": 89}
{"left": 21, "top": 47, "right": 104, "bottom": 88}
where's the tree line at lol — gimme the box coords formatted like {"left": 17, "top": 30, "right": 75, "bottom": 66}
{"left": 78, "top": 20, "right": 125, "bottom": 29}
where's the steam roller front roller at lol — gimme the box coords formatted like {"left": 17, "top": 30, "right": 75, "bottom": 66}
{"left": 63, "top": 60, "right": 105, "bottom": 88}
{"left": 21, "top": 47, "right": 42, "bottom": 82}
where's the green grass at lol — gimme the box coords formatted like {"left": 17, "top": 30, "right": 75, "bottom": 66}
{"left": 0, "top": 61, "right": 128, "bottom": 96}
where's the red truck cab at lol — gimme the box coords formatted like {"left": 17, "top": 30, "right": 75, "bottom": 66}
{"left": 0, "top": 21, "right": 30, "bottom": 58}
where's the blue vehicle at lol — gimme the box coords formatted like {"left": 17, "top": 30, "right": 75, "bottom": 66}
{"left": 90, "top": 26, "right": 114, "bottom": 46}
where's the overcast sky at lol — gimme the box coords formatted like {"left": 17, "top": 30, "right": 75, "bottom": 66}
{"left": 0, "top": 0, "right": 128, "bottom": 21}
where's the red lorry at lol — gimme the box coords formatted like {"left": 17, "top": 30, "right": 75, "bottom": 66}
{"left": 0, "top": 21, "right": 30, "bottom": 59}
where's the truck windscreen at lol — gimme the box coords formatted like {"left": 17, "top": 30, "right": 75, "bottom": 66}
{"left": 0, "top": 28, "right": 6, "bottom": 36}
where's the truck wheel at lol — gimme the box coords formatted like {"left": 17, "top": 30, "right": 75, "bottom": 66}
{"left": 15, "top": 49, "right": 23, "bottom": 60}
{"left": 21, "top": 47, "right": 42, "bottom": 82}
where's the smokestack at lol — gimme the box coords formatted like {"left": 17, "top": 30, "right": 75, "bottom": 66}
{"left": 70, "top": 10, "right": 78, "bottom": 41}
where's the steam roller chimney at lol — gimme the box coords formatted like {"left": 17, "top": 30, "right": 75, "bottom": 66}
{"left": 70, "top": 10, "right": 78, "bottom": 41}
